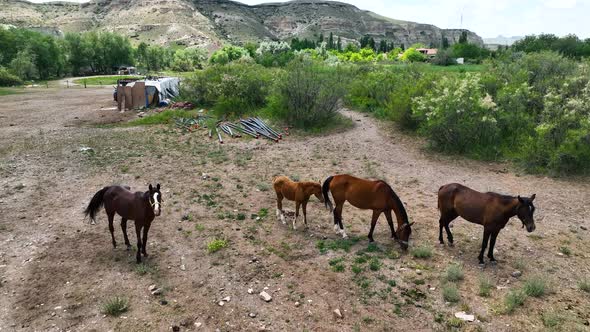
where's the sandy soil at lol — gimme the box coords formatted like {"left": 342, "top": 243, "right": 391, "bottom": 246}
{"left": 1, "top": 87, "right": 589, "bottom": 332}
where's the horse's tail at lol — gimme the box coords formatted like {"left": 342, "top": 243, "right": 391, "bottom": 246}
{"left": 84, "top": 187, "right": 109, "bottom": 223}
{"left": 322, "top": 176, "right": 334, "bottom": 212}
{"left": 437, "top": 185, "right": 444, "bottom": 210}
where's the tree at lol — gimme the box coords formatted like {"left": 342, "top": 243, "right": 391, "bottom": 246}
{"left": 459, "top": 31, "right": 468, "bottom": 44}
{"left": 318, "top": 33, "right": 324, "bottom": 44}
{"left": 171, "top": 47, "right": 207, "bottom": 71}
{"left": 9, "top": 49, "right": 38, "bottom": 80}
{"left": 400, "top": 48, "right": 426, "bottom": 62}
{"left": 337, "top": 36, "right": 342, "bottom": 52}
{"left": 442, "top": 36, "right": 449, "bottom": 49}
{"left": 328, "top": 32, "right": 334, "bottom": 50}
{"left": 379, "top": 40, "right": 388, "bottom": 53}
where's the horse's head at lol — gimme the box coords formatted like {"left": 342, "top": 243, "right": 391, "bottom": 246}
{"left": 516, "top": 194, "right": 536, "bottom": 232}
{"left": 396, "top": 222, "right": 415, "bottom": 251}
{"left": 313, "top": 181, "right": 325, "bottom": 203}
{"left": 148, "top": 183, "right": 162, "bottom": 216}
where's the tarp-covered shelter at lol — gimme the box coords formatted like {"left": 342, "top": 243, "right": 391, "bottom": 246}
{"left": 116, "top": 77, "right": 180, "bottom": 111}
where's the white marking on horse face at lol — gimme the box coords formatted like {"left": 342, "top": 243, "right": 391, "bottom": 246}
{"left": 153, "top": 192, "right": 160, "bottom": 216}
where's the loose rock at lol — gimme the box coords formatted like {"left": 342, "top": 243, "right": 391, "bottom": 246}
{"left": 248, "top": 288, "right": 254, "bottom": 294}
{"left": 454, "top": 311, "right": 475, "bottom": 322}
{"left": 249, "top": 313, "right": 257, "bottom": 318}
{"left": 259, "top": 291, "right": 272, "bottom": 302}
{"left": 511, "top": 271, "right": 522, "bottom": 278}
{"left": 333, "top": 308, "right": 343, "bottom": 319}
{"left": 148, "top": 284, "right": 158, "bottom": 291}
{"left": 151, "top": 289, "right": 162, "bottom": 296}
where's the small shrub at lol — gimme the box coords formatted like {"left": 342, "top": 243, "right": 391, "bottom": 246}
{"left": 256, "top": 183, "right": 270, "bottom": 192}
{"left": 351, "top": 264, "right": 363, "bottom": 274}
{"left": 442, "top": 283, "right": 460, "bottom": 303}
{"left": 541, "top": 311, "right": 563, "bottom": 328}
{"left": 446, "top": 317, "right": 464, "bottom": 328}
{"left": 237, "top": 213, "right": 246, "bottom": 220}
{"left": 101, "top": 297, "right": 128, "bottom": 316}
{"left": 207, "top": 239, "right": 228, "bottom": 253}
{"left": 445, "top": 264, "right": 464, "bottom": 282}
{"left": 411, "top": 245, "right": 433, "bottom": 259}
{"left": 135, "top": 263, "right": 153, "bottom": 276}
{"left": 559, "top": 246, "right": 572, "bottom": 256}
{"left": 0, "top": 68, "right": 23, "bottom": 87}
{"left": 368, "top": 257, "right": 382, "bottom": 271}
{"left": 266, "top": 58, "right": 346, "bottom": 129}
{"left": 478, "top": 276, "right": 493, "bottom": 297}
{"left": 523, "top": 276, "right": 547, "bottom": 297}
{"left": 578, "top": 278, "right": 590, "bottom": 293}
{"left": 504, "top": 289, "right": 527, "bottom": 314}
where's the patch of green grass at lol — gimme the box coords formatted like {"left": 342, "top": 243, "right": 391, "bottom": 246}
{"left": 237, "top": 213, "right": 246, "bottom": 220}
{"left": 194, "top": 224, "right": 205, "bottom": 231}
{"left": 523, "top": 276, "right": 547, "bottom": 297}
{"left": 101, "top": 297, "right": 129, "bottom": 316}
{"left": 207, "top": 239, "right": 228, "bottom": 253}
{"left": 316, "top": 237, "right": 361, "bottom": 254}
{"left": 478, "top": 275, "right": 493, "bottom": 297}
{"left": 578, "top": 278, "right": 590, "bottom": 293}
{"left": 504, "top": 289, "right": 527, "bottom": 314}
{"left": 541, "top": 310, "right": 563, "bottom": 328}
{"left": 362, "top": 316, "right": 374, "bottom": 324}
{"left": 442, "top": 283, "right": 460, "bottom": 303}
{"left": 351, "top": 264, "right": 363, "bottom": 274}
{"left": 411, "top": 245, "right": 433, "bottom": 259}
{"left": 368, "top": 257, "right": 382, "bottom": 271}
{"left": 446, "top": 317, "right": 464, "bottom": 328}
{"left": 387, "top": 280, "right": 397, "bottom": 287}
{"left": 126, "top": 110, "right": 199, "bottom": 126}
{"left": 559, "top": 246, "right": 572, "bottom": 256}
{"left": 257, "top": 208, "right": 269, "bottom": 218}
{"left": 386, "top": 249, "right": 401, "bottom": 259}
{"left": 329, "top": 257, "right": 346, "bottom": 272}
{"left": 135, "top": 263, "right": 154, "bottom": 276}
{"left": 73, "top": 75, "right": 138, "bottom": 86}
{"left": 445, "top": 264, "right": 464, "bottom": 282}
{"left": 256, "top": 182, "right": 270, "bottom": 192}
{"left": 0, "top": 87, "right": 25, "bottom": 96}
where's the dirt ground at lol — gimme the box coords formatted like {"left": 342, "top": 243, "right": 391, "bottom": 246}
{"left": 1, "top": 86, "right": 589, "bottom": 332}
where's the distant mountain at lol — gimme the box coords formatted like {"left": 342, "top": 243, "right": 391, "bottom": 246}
{"left": 483, "top": 35, "right": 524, "bottom": 46}
{"left": 0, "top": 0, "right": 484, "bottom": 49}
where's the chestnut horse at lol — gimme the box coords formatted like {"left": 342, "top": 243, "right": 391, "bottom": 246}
{"left": 273, "top": 176, "right": 324, "bottom": 230}
{"left": 322, "top": 174, "right": 413, "bottom": 250}
{"left": 438, "top": 183, "right": 536, "bottom": 265}
{"left": 84, "top": 184, "right": 162, "bottom": 263}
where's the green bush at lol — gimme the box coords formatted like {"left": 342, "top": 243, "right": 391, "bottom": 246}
{"left": 411, "top": 245, "right": 433, "bottom": 259}
{"left": 478, "top": 275, "right": 493, "bottom": 297}
{"left": 210, "top": 45, "right": 250, "bottom": 65}
{"left": 266, "top": 58, "right": 346, "bottom": 129}
{"left": 445, "top": 264, "right": 464, "bottom": 282}
{"left": 207, "top": 239, "right": 228, "bottom": 253}
{"left": 0, "top": 68, "right": 23, "bottom": 86}
{"left": 523, "top": 276, "right": 547, "bottom": 297}
{"left": 401, "top": 48, "right": 426, "bottom": 62}
{"left": 442, "top": 283, "right": 460, "bottom": 302}
{"left": 413, "top": 73, "right": 502, "bottom": 159}
{"left": 180, "top": 63, "right": 274, "bottom": 117}
{"left": 101, "top": 297, "right": 128, "bottom": 316}
{"left": 504, "top": 289, "right": 527, "bottom": 314}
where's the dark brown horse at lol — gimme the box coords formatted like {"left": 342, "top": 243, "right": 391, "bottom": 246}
{"left": 438, "top": 183, "right": 536, "bottom": 265}
{"left": 273, "top": 176, "right": 324, "bottom": 230}
{"left": 84, "top": 184, "right": 162, "bottom": 263}
{"left": 322, "top": 174, "right": 413, "bottom": 250}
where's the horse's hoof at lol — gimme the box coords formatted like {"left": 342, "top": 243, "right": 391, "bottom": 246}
{"left": 126, "top": 245, "right": 131, "bottom": 251}
{"left": 448, "top": 242, "right": 454, "bottom": 247}
{"left": 478, "top": 263, "right": 485, "bottom": 268}
{"left": 489, "top": 260, "right": 497, "bottom": 265}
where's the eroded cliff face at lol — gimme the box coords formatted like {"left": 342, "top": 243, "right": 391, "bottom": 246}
{"left": 1, "top": 0, "right": 483, "bottom": 48}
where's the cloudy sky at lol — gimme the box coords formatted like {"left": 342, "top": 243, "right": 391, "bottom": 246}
{"left": 28, "top": 0, "right": 590, "bottom": 38}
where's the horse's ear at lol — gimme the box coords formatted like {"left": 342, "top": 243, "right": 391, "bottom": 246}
{"left": 149, "top": 184, "right": 153, "bottom": 192}
{"left": 530, "top": 194, "right": 536, "bottom": 201}
{"left": 156, "top": 183, "right": 160, "bottom": 190}
{"left": 409, "top": 222, "right": 415, "bottom": 227}
{"left": 518, "top": 195, "right": 524, "bottom": 203}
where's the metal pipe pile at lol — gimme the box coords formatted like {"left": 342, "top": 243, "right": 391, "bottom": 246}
{"left": 175, "top": 116, "right": 284, "bottom": 144}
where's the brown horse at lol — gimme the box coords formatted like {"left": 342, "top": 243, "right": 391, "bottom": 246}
{"left": 273, "top": 176, "right": 324, "bottom": 230}
{"left": 84, "top": 184, "right": 162, "bottom": 263}
{"left": 438, "top": 183, "right": 536, "bottom": 265}
{"left": 322, "top": 174, "right": 413, "bottom": 250}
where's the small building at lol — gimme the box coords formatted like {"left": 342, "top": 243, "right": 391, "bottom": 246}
{"left": 416, "top": 48, "right": 438, "bottom": 58}
{"left": 116, "top": 77, "right": 180, "bottom": 111}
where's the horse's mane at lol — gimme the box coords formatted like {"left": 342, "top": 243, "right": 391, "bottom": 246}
{"left": 486, "top": 192, "right": 515, "bottom": 203}
{"left": 378, "top": 181, "right": 409, "bottom": 224}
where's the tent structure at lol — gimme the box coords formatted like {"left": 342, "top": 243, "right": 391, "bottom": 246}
{"left": 116, "top": 77, "right": 180, "bottom": 111}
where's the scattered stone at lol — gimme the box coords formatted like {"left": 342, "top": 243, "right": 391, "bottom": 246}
{"left": 180, "top": 264, "right": 186, "bottom": 271}
{"left": 248, "top": 288, "right": 254, "bottom": 294}
{"left": 249, "top": 313, "right": 257, "bottom": 318}
{"left": 53, "top": 306, "right": 62, "bottom": 310}
{"left": 151, "top": 289, "right": 162, "bottom": 296}
{"left": 194, "top": 322, "right": 202, "bottom": 328}
{"left": 511, "top": 271, "right": 522, "bottom": 278}
{"left": 429, "top": 287, "right": 436, "bottom": 291}
{"left": 333, "top": 309, "right": 343, "bottom": 319}
{"left": 294, "top": 301, "right": 300, "bottom": 307}
{"left": 222, "top": 296, "right": 231, "bottom": 302}
{"left": 201, "top": 173, "right": 209, "bottom": 180}
{"left": 259, "top": 291, "right": 272, "bottom": 302}
{"left": 416, "top": 269, "right": 422, "bottom": 275}
{"left": 581, "top": 226, "right": 588, "bottom": 231}
{"left": 218, "top": 301, "right": 225, "bottom": 307}
{"left": 454, "top": 311, "right": 475, "bottom": 322}
{"left": 149, "top": 285, "right": 158, "bottom": 291}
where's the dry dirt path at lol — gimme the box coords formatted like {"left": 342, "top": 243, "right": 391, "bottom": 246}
{"left": 1, "top": 88, "right": 589, "bottom": 331}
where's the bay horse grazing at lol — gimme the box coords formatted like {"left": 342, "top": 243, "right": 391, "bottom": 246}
{"left": 84, "top": 184, "right": 162, "bottom": 263}
{"left": 273, "top": 176, "right": 324, "bottom": 230}
{"left": 438, "top": 183, "right": 536, "bottom": 265}
{"left": 322, "top": 174, "right": 413, "bottom": 250}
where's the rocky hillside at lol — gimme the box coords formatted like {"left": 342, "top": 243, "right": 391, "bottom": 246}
{"left": 0, "top": 0, "right": 483, "bottom": 48}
